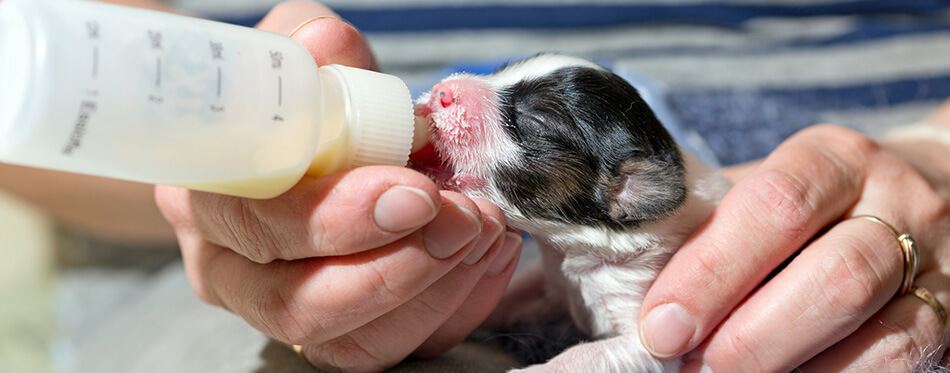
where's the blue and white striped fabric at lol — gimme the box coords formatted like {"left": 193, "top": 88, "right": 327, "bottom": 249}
{"left": 178, "top": 0, "right": 950, "bottom": 165}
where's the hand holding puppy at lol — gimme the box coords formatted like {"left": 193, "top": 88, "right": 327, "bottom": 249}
{"left": 642, "top": 117, "right": 950, "bottom": 371}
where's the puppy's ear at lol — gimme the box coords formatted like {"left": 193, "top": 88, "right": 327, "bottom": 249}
{"left": 607, "top": 157, "right": 687, "bottom": 225}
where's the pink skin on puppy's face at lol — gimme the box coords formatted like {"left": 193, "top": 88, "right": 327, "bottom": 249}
{"left": 409, "top": 75, "right": 510, "bottom": 194}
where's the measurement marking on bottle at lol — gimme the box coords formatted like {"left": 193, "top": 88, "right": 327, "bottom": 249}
{"left": 155, "top": 57, "right": 162, "bottom": 88}
{"left": 92, "top": 46, "right": 99, "bottom": 78}
{"left": 210, "top": 41, "right": 224, "bottom": 60}
{"left": 278, "top": 76, "right": 283, "bottom": 107}
{"left": 86, "top": 21, "right": 100, "bottom": 40}
{"left": 148, "top": 30, "right": 163, "bottom": 50}
{"left": 270, "top": 51, "right": 283, "bottom": 69}
{"left": 62, "top": 100, "right": 98, "bottom": 155}
{"left": 217, "top": 67, "right": 222, "bottom": 98}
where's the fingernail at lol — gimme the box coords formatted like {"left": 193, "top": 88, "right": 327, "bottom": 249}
{"left": 488, "top": 231, "right": 522, "bottom": 274}
{"left": 374, "top": 186, "right": 437, "bottom": 232}
{"left": 463, "top": 216, "right": 503, "bottom": 265}
{"left": 423, "top": 205, "right": 481, "bottom": 259}
{"left": 639, "top": 303, "right": 695, "bottom": 358}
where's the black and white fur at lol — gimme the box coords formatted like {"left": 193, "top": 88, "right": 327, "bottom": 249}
{"left": 410, "top": 54, "right": 730, "bottom": 372}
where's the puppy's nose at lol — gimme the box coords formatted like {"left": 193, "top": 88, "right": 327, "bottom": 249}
{"left": 431, "top": 82, "right": 455, "bottom": 109}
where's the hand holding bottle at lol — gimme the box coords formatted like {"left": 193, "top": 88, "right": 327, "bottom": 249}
{"left": 155, "top": 2, "right": 522, "bottom": 371}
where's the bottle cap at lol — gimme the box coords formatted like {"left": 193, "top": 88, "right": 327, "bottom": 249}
{"left": 318, "top": 64, "right": 414, "bottom": 170}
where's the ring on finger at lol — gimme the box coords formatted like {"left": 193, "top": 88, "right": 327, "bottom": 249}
{"left": 847, "top": 215, "right": 920, "bottom": 297}
{"left": 909, "top": 285, "right": 949, "bottom": 335}
{"left": 288, "top": 16, "right": 341, "bottom": 37}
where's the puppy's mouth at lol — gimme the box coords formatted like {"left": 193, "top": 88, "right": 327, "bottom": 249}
{"left": 408, "top": 108, "right": 457, "bottom": 190}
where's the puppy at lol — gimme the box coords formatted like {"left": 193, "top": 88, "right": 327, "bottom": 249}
{"left": 410, "top": 54, "right": 729, "bottom": 372}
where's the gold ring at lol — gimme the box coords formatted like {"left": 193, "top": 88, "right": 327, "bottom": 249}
{"left": 292, "top": 344, "right": 316, "bottom": 368}
{"left": 848, "top": 215, "right": 920, "bottom": 297}
{"left": 288, "top": 16, "right": 340, "bottom": 38}
{"left": 910, "top": 285, "right": 949, "bottom": 332}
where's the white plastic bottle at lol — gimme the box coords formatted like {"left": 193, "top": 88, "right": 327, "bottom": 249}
{"left": 0, "top": 0, "right": 419, "bottom": 198}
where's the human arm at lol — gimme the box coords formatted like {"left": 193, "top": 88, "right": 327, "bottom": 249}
{"left": 0, "top": 164, "right": 175, "bottom": 245}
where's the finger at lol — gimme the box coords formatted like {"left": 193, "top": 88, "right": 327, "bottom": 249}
{"left": 255, "top": 1, "right": 378, "bottom": 70}
{"left": 177, "top": 166, "right": 440, "bottom": 263}
{"left": 800, "top": 270, "right": 950, "bottom": 371}
{"left": 414, "top": 226, "right": 524, "bottom": 358}
{"left": 179, "top": 191, "right": 485, "bottom": 345}
{"left": 640, "top": 125, "right": 876, "bottom": 358}
{"left": 686, "top": 217, "right": 903, "bottom": 371}
{"left": 301, "top": 226, "right": 520, "bottom": 372}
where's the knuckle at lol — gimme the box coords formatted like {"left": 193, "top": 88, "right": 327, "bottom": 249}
{"left": 814, "top": 244, "right": 884, "bottom": 316}
{"left": 748, "top": 169, "right": 814, "bottom": 239}
{"left": 220, "top": 199, "right": 279, "bottom": 264}
{"left": 366, "top": 265, "right": 407, "bottom": 308}
{"left": 255, "top": 283, "right": 313, "bottom": 345}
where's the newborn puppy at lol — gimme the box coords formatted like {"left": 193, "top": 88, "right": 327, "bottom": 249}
{"left": 410, "top": 54, "right": 729, "bottom": 372}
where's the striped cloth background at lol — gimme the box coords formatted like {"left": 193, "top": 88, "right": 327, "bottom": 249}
{"left": 175, "top": 0, "right": 950, "bottom": 166}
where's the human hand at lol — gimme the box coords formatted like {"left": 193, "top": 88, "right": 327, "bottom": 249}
{"left": 639, "top": 120, "right": 950, "bottom": 371}
{"left": 155, "top": 2, "right": 522, "bottom": 371}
